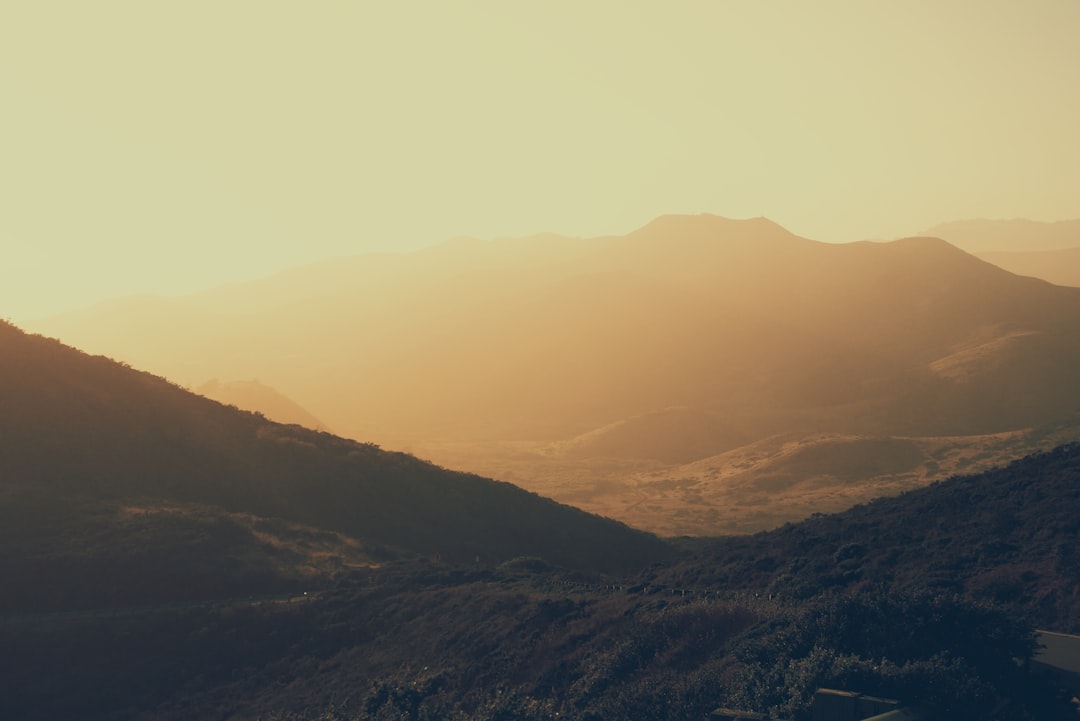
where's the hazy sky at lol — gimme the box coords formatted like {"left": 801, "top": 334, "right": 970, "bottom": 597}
{"left": 3, "top": 1, "right": 1079, "bottom": 321}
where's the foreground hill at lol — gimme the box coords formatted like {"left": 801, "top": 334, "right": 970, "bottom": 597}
{"left": 32, "top": 214, "right": 1080, "bottom": 534}
{"left": 0, "top": 320, "right": 672, "bottom": 600}
{"left": 7, "top": 443, "right": 1080, "bottom": 720}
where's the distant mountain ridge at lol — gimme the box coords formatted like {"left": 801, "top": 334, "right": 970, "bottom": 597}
{"left": 195, "top": 378, "right": 331, "bottom": 432}
{"left": 8, "top": 433, "right": 1080, "bottom": 721}
{"left": 29, "top": 214, "right": 1080, "bottom": 534}
{"left": 975, "top": 247, "right": 1080, "bottom": 288}
{"left": 921, "top": 217, "right": 1080, "bottom": 288}
{"left": 922, "top": 218, "right": 1080, "bottom": 253}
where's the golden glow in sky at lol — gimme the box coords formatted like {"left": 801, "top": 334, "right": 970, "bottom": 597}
{"left": 3, "top": 1, "right": 1079, "bottom": 320}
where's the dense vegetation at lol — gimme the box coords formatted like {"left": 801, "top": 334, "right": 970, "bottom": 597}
{"left": 2, "top": 560, "right": 1074, "bottom": 721}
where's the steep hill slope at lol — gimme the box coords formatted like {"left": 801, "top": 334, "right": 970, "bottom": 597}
{"left": 977, "top": 247, "right": 1080, "bottom": 288}
{"left": 30, "top": 214, "right": 1080, "bottom": 534}
{"left": 0, "top": 321, "right": 672, "bottom": 588}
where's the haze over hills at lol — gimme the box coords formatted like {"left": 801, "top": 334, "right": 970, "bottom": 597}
{"left": 32, "top": 214, "right": 1080, "bottom": 534}
{"left": 973, "top": 247, "right": 1080, "bottom": 289}
{"left": 6, "top": 313, "right": 1080, "bottom": 719}
{"left": 0, "top": 319, "right": 672, "bottom": 605}
{"left": 195, "top": 378, "right": 331, "bottom": 432}
{"left": 922, "top": 218, "right": 1080, "bottom": 289}
{"left": 921, "top": 218, "right": 1080, "bottom": 253}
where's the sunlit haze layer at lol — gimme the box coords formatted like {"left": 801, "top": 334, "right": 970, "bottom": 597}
{"left": 3, "top": 1, "right": 1080, "bottom": 320}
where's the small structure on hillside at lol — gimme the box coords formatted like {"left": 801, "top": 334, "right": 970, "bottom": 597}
{"left": 810, "top": 688, "right": 905, "bottom": 721}
{"left": 711, "top": 708, "right": 771, "bottom": 720}
{"left": 1032, "top": 629, "right": 1080, "bottom": 696}
{"left": 711, "top": 687, "right": 917, "bottom": 721}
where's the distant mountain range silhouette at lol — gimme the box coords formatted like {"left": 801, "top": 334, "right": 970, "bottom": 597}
{"left": 31, "top": 214, "right": 1080, "bottom": 533}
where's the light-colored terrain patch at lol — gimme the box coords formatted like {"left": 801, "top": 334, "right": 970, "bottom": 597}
{"left": 118, "top": 502, "right": 377, "bottom": 576}
{"left": 929, "top": 329, "right": 1040, "bottom": 382}
{"left": 411, "top": 419, "right": 1080, "bottom": 537}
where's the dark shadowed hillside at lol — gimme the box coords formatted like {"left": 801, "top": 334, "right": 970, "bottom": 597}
{"left": 7, "top": 444, "right": 1080, "bottom": 720}
{"left": 0, "top": 320, "right": 672, "bottom": 602}
{"left": 5, "top": 336, "right": 1080, "bottom": 719}
{"left": 659, "top": 443, "right": 1080, "bottom": 632}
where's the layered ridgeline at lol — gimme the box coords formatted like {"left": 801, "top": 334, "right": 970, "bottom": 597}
{"left": 924, "top": 218, "right": 1080, "bottom": 288}
{"left": 32, "top": 214, "right": 1080, "bottom": 534}
{"left": 195, "top": 377, "right": 332, "bottom": 432}
{"left": 0, "top": 321, "right": 672, "bottom": 614}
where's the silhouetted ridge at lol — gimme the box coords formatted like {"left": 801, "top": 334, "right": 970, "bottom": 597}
{"left": 0, "top": 320, "right": 672, "bottom": 574}
{"left": 923, "top": 217, "right": 1080, "bottom": 253}
{"left": 626, "top": 213, "right": 808, "bottom": 248}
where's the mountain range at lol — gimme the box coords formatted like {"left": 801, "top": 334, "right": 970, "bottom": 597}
{"left": 921, "top": 218, "right": 1080, "bottom": 253}
{"left": 29, "top": 214, "right": 1080, "bottom": 534}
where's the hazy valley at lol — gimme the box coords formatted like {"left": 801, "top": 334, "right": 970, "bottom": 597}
{"left": 9, "top": 3, "right": 1080, "bottom": 717}
{"left": 5, "top": 317, "right": 1080, "bottom": 719}
{"left": 8, "top": 212, "right": 1080, "bottom": 719}
{"left": 32, "top": 214, "right": 1080, "bottom": 535}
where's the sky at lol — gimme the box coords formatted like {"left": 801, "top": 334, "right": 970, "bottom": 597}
{"left": 3, "top": 1, "right": 1080, "bottom": 321}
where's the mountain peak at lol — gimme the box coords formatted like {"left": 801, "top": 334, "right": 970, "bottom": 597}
{"left": 888, "top": 235, "right": 970, "bottom": 252}
{"left": 633, "top": 213, "right": 792, "bottom": 237}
